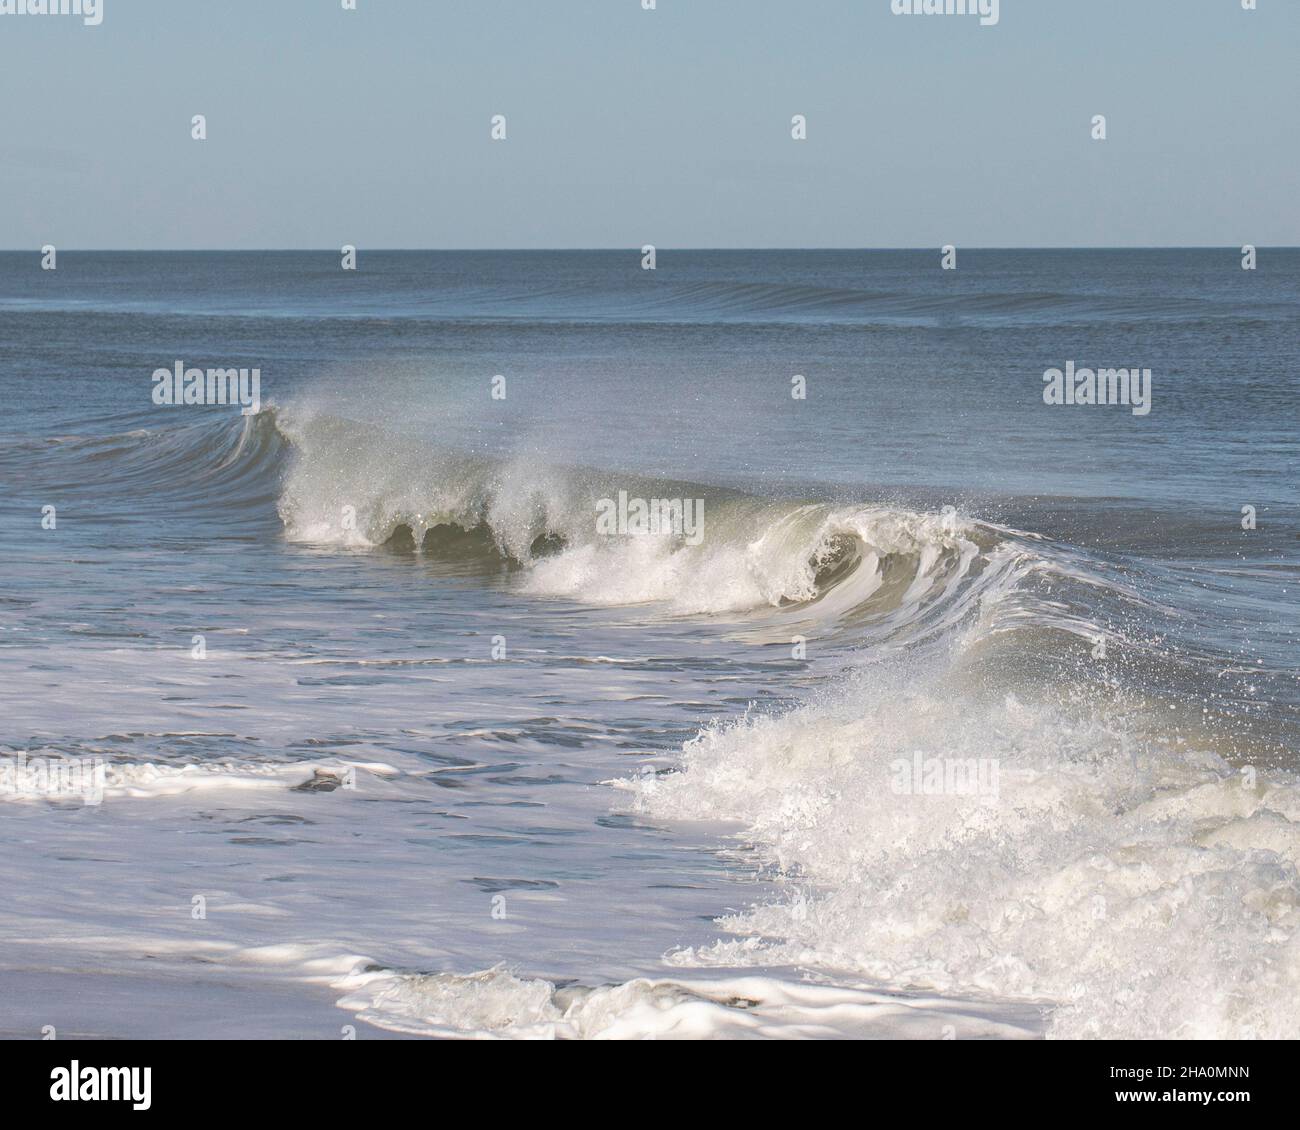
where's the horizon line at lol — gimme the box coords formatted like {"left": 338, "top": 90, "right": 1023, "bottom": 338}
{"left": 5, "top": 245, "right": 1297, "bottom": 254}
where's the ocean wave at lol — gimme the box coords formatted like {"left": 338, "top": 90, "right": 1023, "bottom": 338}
{"left": 19, "top": 407, "right": 1281, "bottom": 706}
{"left": 615, "top": 661, "right": 1300, "bottom": 1039}
{"left": 0, "top": 409, "right": 286, "bottom": 518}
{"left": 268, "top": 407, "right": 1053, "bottom": 628}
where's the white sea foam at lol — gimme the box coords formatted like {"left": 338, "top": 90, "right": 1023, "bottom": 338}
{"left": 520, "top": 503, "right": 981, "bottom": 614}
{"left": 616, "top": 663, "right": 1300, "bottom": 1039}
{"left": 0, "top": 753, "right": 396, "bottom": 802}
{"left": 331, "top": 964, "right": 1040, "bottom": 1040}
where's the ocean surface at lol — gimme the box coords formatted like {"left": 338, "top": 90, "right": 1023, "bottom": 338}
{"left": 1, "top": 249, "right": 1297, "bottom": 1039}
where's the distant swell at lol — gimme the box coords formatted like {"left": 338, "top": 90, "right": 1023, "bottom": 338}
{"left": 6, "top": 278, "right": 1292, "bottom": 329}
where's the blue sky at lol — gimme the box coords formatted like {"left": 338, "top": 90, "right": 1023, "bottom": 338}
{"left": 0, "top": 0, "right": 1296, "bottom": 248}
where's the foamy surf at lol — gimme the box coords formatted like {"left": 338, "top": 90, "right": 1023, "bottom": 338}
{"left": 616, "top": 663, "right": 1300, "bottom": 1040}
{"left": 0, "top": 750, "right": 397, "bottom": 803}
{"left": 330, "top": 964, "right": 1042, "bottom": 1040}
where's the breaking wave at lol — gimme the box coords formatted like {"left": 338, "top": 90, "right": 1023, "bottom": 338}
{"left": 617, "top": 662, "right": 1300, "bottom": 1039}
{"left": 268, "top": 408, "right": 1043, "bottom": 629}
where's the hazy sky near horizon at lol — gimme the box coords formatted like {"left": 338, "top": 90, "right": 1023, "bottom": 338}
{"left": 0, "top": 0, "right": 1296, "bottom": 249}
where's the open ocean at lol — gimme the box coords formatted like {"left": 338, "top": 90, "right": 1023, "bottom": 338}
{"left": 1, "top": 248, "right": 1297, "bottom": 1039}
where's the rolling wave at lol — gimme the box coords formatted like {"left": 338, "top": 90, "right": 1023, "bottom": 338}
{"left": 16, "top": 406, "right": 1286, "bottom": 704}
{"left": 13, "top": 406, "right": 1241, "bottom": 667}
{"left": 266, "top": 408, "right": 1056, "bottom": 638}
